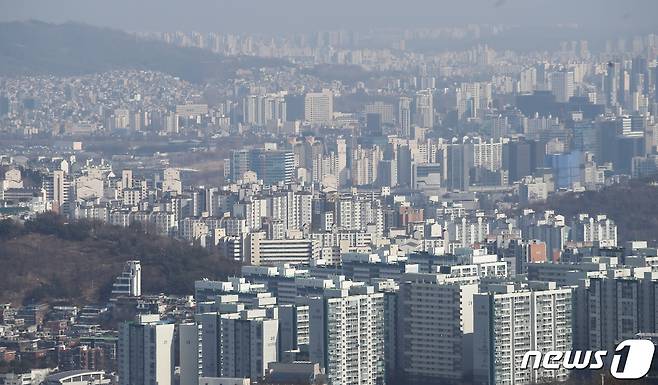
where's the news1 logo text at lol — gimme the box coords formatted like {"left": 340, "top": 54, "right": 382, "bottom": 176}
{"left": 521, "top": 339, "right": 655, "bottom": 379}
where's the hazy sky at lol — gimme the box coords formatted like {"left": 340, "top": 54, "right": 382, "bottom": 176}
{"left": 0, "top": 0, "right": 657, "bottom": 34}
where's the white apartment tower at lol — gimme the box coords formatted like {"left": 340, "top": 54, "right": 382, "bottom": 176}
{"left": 473, "top": 284, "right": 573, "bottom": 385}
{"left": 245, "top": 232, "right": 320, "bottom": 266}
{"left": 309, "top": 283, "right": 385, "bottom": 385}
{"left": 52, "top": 169, "right": 69, "bottom": 213}
{"left": 472, "top": 138, "right": 503, "bottom": 171}
{"left": 121, "top": 169, "right": 133, "bottom": 190}
{"left": 351, "top": 145, "right": 383, "bottom": 186}
{"left": 571, "top": 214, "right": 618, "bottom": 247}
{"left": 414, "top": 90, "right": 433, "bottom": 128}
{"left": 336, "top": 138, "right": 348, "bottom": 187}
{"left": 243, "top": 94, "right": 287, "bottom": 128}
{"left": 519, "top": 67, "right": 537, "bottom": 94}
{"left": 111, "top": 260, "right": 142, "bottom": 297}
{"left": 304, "top": 89, "right": 334, "bottom": 126}
{"left": 162, "top": 167, "right": 182, "bottom": 195}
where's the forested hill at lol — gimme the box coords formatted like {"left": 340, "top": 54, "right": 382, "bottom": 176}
{"left": 529, "top": 178, "right": 658, "bottom": 244}
{"left": 0, "top": 20, "right": 287, "bottom": 82}
{"left": 0, "top": 213, "right": 240, "bottom": 305}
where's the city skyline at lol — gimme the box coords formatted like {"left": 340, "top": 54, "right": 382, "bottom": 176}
{"left": 1, "top": 3, "right": 658, "bottom": 385}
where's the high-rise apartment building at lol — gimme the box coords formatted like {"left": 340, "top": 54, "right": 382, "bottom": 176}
{"left": 365, "top": 113, "right": 383, "bottom": 137}
{"left": 473, "top": 284, "right": 573, "bottom": 385}
{"left": 351, "top": 145, "right": 383, "bottom": 186}
{"left": 309, "top": 283, "right": 385, "bottom": 385}
{"left": 179, "top": 323, "right": 203, "bottom": 385}
{"left": 118, "top": 314, "right": 175, "bottom": 385}
{"left": 364, "top": 101, "right": 394, "bottom": 125}
{"left": 398, "top": 273, "right": 479, "bottom": 384}
{"left": 243, "top": 94, "right": 287, "bottom": 128}
{"left": 570, "top": 214, "right": 618, "bottom": 247}
{"left": 245, "top": 231, "right": 320, "bottom": 266}
{"left": 219, "top": 309, "right": 279, "bottom": 380}
{"left": 51, "top": 170, "right": 70, "bottom": 214}
{"left": 229, "top": 149, "right": 251, "bottom": 181}
{"left": 414, "top": 90, "right": 433, "bottom": 128}
{"left": 549, "top": 70, "right": 575, "bottom": 103}
{"left": 304, "top": 89, "right": 334, "bottom": 126}
{"left": 605, "top": 62, "right": 621, "bottom": 107}
{"left": 162, "top": 168, "right": 182, "bottom": 195}
{"left": 444, "top": 141, "right": 474, "bottom": 191}
{"left": 585, "top": 272, "right": 658, "bottom": 351}
{"left": 398, "top": 96, "right": 412, "bottom": 137}
{"left": 121, "top": 169, "right": 133, "bottom": 190}
{"left": 519, "top": 67, "right": 537, "bottom": 94}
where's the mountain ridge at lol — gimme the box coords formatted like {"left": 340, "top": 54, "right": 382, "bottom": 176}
{"left": 0, "top": 20, "right": 288, "bottom": 82}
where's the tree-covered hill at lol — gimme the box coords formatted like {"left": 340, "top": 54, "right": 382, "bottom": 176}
{"left": 529, "top": 178, "right": 658, "bottom": 244}
{"left": 0, "top": 213, "right": 240, "bottom": 305}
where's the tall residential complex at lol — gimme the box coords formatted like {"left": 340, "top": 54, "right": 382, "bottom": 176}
{"left": 585, "top": 272, "right": 658, "bottom": 351}
{"left": 398, "top": 273, "right": 479, "bottom": 384}
{"left": 304, "top": 89, "right": 334, "bottom": 126}
{"left": 118, "top": 314, "right": 175, "bottom": 385}
{"left": 219, "top": 309, "right": 279, "bottom": 379}
{"left": 414, "top": 90, "right": 433, "bottom": 129}
{"left": 398, "top": 96, "right": 412, "bottom": 137}
{"left": 549, "top": 70, "right": 575, "bottom": 103}
{"left": 309, "top": 283, "right": 385, "bottom": 385}
{"left": 473, "top": 284, "right": 573, "bottom": 385}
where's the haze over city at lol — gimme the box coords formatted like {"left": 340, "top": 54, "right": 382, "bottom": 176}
{"left": 0, "top": 1, "right": 657, "bottom": 385}
{"left": 1, "top": 0, "right": 657, "bottom": 34}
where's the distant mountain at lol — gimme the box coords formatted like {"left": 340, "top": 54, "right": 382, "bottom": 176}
{"left": 0, "top": 213, "right": 240, "bottom": 305}
{"left": 0, "top": 20, "right": 287, "bottom": 82}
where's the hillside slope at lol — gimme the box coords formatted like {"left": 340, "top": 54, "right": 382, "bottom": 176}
{"left": 0, "top": 20, "right": 286, "bottom": 82}
{"left": 529, "top": 178, "right": 658, "bottom": 244}
{"left": 0, "top": 214, "right": 240, "bottom": 305}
